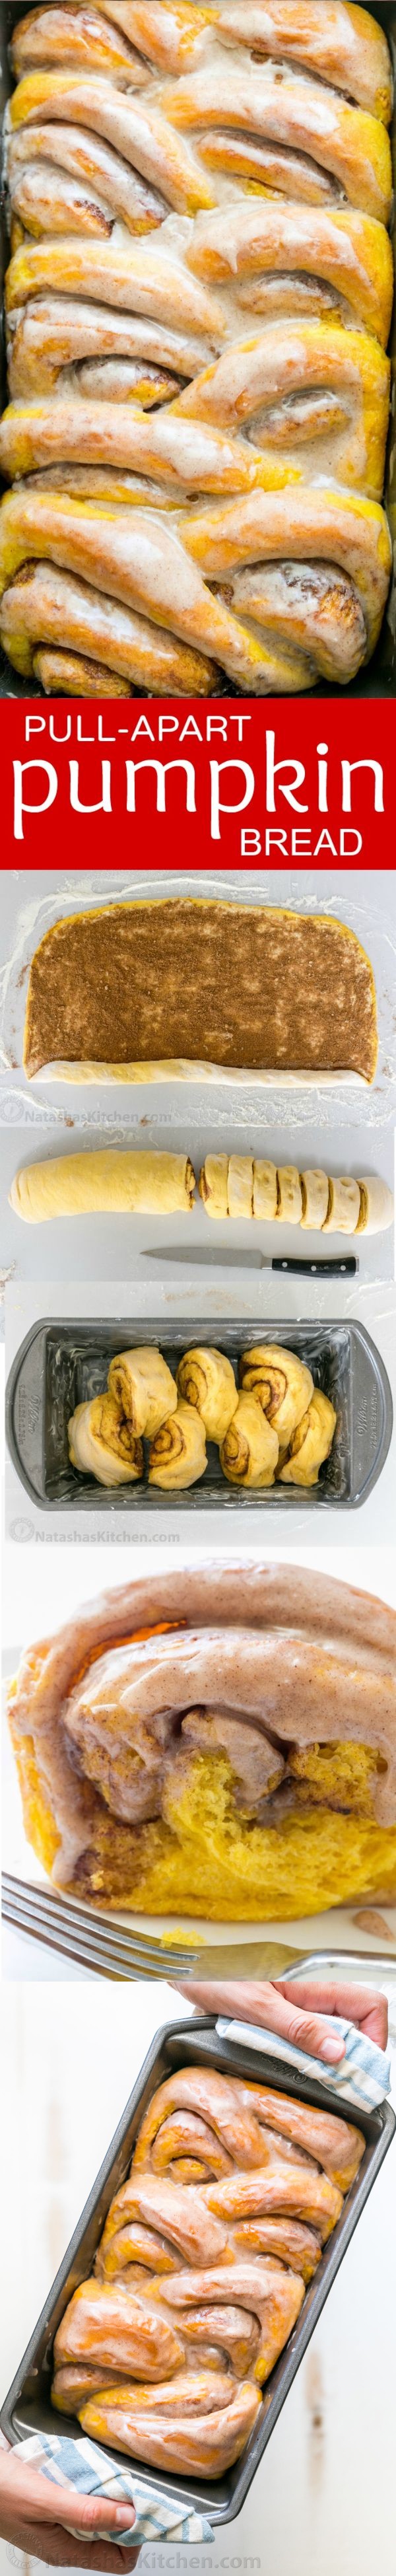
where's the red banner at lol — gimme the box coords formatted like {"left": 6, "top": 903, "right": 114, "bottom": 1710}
{"left": 0, "top": 692, "right": 393, "bottom": 862}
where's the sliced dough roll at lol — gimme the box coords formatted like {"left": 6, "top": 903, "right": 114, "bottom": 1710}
{"left": 9, "top": 1148, "right": 195, "bottom": 1222}
{"left": 108, "top": 1347, "right": 177, "bottom": 1440}
{"left": 279, "top": 1391, "right": 337, "bottom": 1487}
{"left": 176, "top": 1347, "right": 238, "bottom": 1444}
{"left": 276, "top": 1168, "right": 302, "bottom": 1226}
{"left": 220, "top": 1394, "right": 279, "bottom": 1489}
{"left": 199, "top": 1156, "right": 228, "bottom": 1220}
{"left": 228, "top": 1157, "right": 253, "bottom": 1221}
{"left": 68, "top": 1396, "right": 143, "bottom": 1487}
{"left": 322, "top": 1176, "right": 361, "bottom": 1234}
{"left": 148, "top": 1398, "right": 207, "bottom": 1490}
{"left": 300, "top": 1171, "right": 329, "bottom": 1231}
{"left": 253, "top": 1162, "right": 278, "bottom": 1223}
{"left": 356, "top": 1176, "right": 394, "bottom": 1235}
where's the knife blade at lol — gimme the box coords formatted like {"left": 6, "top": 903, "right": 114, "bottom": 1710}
{"left": 141, "top": 1248, "right": 358, "bottom": 1276}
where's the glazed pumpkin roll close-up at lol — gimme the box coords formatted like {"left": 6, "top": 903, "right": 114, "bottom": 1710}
{"left": 8, "top": 1559, "right": 396, "bottom": 1919}
{"left": 0, "top": 0, "right": 393, "bottom": 695}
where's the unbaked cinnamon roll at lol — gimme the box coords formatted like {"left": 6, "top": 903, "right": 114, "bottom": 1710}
{"left": 176, "top": 1346, "right": 238, "bottom": 1443}
{"left": 239, "top": 1345, "right": 314, "bottom": 1444}
{"left": 67, "top": 1394, "right": 143, "bottom": 1486}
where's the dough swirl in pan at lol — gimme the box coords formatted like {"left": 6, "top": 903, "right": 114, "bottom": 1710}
{"left": 219, "top": 1394, "right": 279, "bottom": 1488}
{"left": 239, "top": 1345, "right": 314, "bottom": 1443}
{"left": 279, "top": 1390, "right": 337, "bottom": 1487}
{"left": 176, "top": 1347, "right": 238, "bottom": 1444}
{"left": 148, "top": 1398, "right": 207, "bottom": 1489}
{"left": 67, "top": 1395, "right": 143, "bottom": 1485}
{"left": 108, "top": 1347, "right": 177, "bottom": 1439}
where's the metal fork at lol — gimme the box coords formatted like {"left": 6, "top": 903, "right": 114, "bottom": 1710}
{"left": 2, "top": 1875, "right": 394, "bottom": 1981}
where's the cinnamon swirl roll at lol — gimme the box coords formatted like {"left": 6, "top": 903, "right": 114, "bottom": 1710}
{"left": 67, "top": 1395, "right": 143, "bottom": 1486}
{"left": 239, "top": 1345, "right": 314, "bottom": 1443}
{"left": 8, "top": 1560, "right": 396, "bottom": 1914}
{"left": 220, "top": 1396, "right": 279, "bottom": 1489}
{"left": 279, "top": 1390, "right": 338, "bottom": 1487}
{"left": 176, "top": 1346, "right": 238, "bottom": 1444}
{"left": 148, "top": 1398, "right": 207, "bottom": 1489}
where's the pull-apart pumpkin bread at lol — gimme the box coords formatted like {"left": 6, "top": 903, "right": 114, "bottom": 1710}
{"left": 22, "top": 896, "right": 378, "bottom": 1081}
{"left": 51, "top": 2059, "right": 364, "bottom": 2475}
{"left": 8, "top": 1560, "right": 396, "bottom": 1917}
{"left": 0, "top": 1, "right": 393, "bottom": 695}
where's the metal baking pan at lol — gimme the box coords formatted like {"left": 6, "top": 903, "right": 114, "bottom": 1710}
{"left": 5, "top": 1312, "right": 393, "bottom": 1511}
{"left": 0, "top": 0, "right": 395, "bottom": 700}
{"left": 1, "top": 2014, "right": 394, "bottom": 2522}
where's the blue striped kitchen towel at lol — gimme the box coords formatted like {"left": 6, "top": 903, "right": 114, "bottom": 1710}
{"left": 16, "top": 2431, "right": 214, "bottom": 2545}
{"left": 216, "top": 2015, "right": 391, "bottom": 2108}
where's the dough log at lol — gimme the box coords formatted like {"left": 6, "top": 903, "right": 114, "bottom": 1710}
{"left": 9, "top": 1147, "right": 196, "bottom": 1221}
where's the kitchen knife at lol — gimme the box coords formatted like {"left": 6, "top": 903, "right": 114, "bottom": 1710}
{"left": 141, "top": 1248, "right": 358, "bottom": 1275}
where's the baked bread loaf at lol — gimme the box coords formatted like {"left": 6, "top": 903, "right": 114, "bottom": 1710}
{"left": 0, "top": 1, "right": 392, "bottom": 695}
{"left": 8, "top": 1560, "right": 396, "bottom": 1916}
{"left": 19, "top": 897, "right": 378, "bottom": 1081}
{"left": 51, "top": 2055, "right": 363, "bottom": 2473}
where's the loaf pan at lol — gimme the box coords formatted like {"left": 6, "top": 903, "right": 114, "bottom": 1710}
{"left": 5, "top": 1314, "right": 393, "bottom": 1511}
{"left": 0, "top": 0, "right": 395, "bottom": 700}
{"left": 1, "top": 2014, "right": 394, "bottom": 2524}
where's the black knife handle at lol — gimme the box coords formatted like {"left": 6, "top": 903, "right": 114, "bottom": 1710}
{"left": 271, "top": 1255, "right": 357, "bottom": 1276}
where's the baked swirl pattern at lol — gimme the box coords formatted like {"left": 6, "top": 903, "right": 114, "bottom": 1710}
{"left": 8, "top": 1560, "right": 396, "bottom": 1917}
{"left": 0, "top": 1, "right": 393, "bottom": 694}
{"left": 51, "top": 2059, "right": 364, "bottom": 2473}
